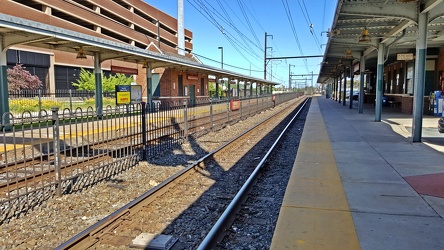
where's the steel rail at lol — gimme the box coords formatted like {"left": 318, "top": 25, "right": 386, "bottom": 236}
{"left": 197, "top": 97, "right": 310, "bottom": 249}
{"left": 55, "top": 97, "right": 308, "bottom": 250}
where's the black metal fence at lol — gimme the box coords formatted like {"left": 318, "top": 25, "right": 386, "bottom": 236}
{"left": 0, "top": 92, "right": 302, "bottom": 223}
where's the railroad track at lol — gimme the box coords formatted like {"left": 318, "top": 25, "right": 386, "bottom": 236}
{"left": 56, "top": 97, "right": 309, "bottom": 249}
{"left": 0, "top": 100, "right": 267, "bottom": 200}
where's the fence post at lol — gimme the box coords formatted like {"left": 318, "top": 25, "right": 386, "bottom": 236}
{"left": 240, "top": 99, "right": 243, "bottom": 119}
{"left": 141, "top": 102, "right": 147, "bottom": 161}
{"left": 38, "top": 89, "right": 42, "bottom": 118}
{"left": 183, "top": 100, "right": 188, "bottom": 140}
{"left": 247, "top": 99, "right": 249, "bottom": 117}
{"left": 51, "top": 107, "right": 62, "bottom": 197}
{"left": 262, "top": 97, "right": 264, "bottom": 111}
{"left": 69, "top": 89, "right": 73, "bottom": 114}
{"left": 210, "top": 99, "right": 213, "bottom": 129}
{"left": 227, "top": 102, "right": 230, "bottom": 122}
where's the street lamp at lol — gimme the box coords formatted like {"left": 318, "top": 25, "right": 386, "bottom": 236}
{"left": 218, "top": 46, "right": 224, "bottom": 69}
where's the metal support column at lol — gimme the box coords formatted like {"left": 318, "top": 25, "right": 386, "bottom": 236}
{"left": 94, "top": 52, "right": 103, "bottom": 118}
{"left": 215, "top": 78, "right": 219, "bottom": 99}
{"left": 349, "top": 61, "right": 354, "bottom": 109}
{"left": 0, "top": 39, "right": 9, "bottom": 126}
{"left": 337, "top": 75, "right": 340, "bottom": 102}
{"left": 343, "top": 67, "right": 347, "bottom": 106}
{"left": 227, "top": 79, "right": 231, "bottom": 100}
{"left": 375, "top": 43, "right": 385, "bottom": 122}
{"left": 412, "top": 12, "right": 429, "bottom": 142}
{"left": 339, "top": 72, "right": 342, "bottom": 103}
{"left": 334, "top": 75, "right": 337, "bottom": 101}
{"left": 359, "top": 55, "right": 366, "bottom": 113}
{"left": 146, "top": 63, "right": 153, "bottom": 111}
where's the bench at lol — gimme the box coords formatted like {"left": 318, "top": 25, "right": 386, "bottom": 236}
{"left": 387, "top": 100, "right": 401, "bottom": 108}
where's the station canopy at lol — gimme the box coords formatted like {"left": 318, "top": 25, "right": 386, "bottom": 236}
{"left": 318, "top": 0, "right": 444, "bottom": 83}
{"left": 0, "top": 13, "right": 277, "bottom": 86}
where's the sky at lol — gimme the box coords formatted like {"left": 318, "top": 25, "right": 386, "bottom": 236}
{"left": 146, "top": 0, "right": 337, "bottom": 89}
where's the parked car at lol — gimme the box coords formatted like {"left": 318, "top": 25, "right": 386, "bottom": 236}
{"left": 438, "top": 117, "right": 444, "bottom": 133}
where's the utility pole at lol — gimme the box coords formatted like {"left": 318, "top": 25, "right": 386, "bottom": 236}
{"left": 218, "top": 46, "right": 224, "bottom": 69}
{"left": 264, "top": 32, "right": 273, "bottom": 79}
{"left": 289, "top": 64, "right": 295, "bottom": 90}
{"left": 311, "top": 71, "right": 314, "bottom": 89}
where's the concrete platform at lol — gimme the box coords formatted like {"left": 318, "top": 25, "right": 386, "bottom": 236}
{"left": 271, "top": 96, "right": 444, "bottom": 250}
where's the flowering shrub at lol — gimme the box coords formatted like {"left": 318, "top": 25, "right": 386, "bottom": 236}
{"left": 7, "top": 64, "right": 42, "bottom": 91}
{"left": 9, "top": 99, "right": 63, "bottom": 113}
{"left": 84, "top": 97, "right": 115, "bottom": 107}
{"left": 8, "top": 96, "right": 117, "bottom": 114}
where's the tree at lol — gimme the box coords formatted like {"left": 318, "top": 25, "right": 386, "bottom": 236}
{"left": 72, "top": 68, "right": 133, "bottom": 92}
{"left": 103, "top": 73, "right": 133, "bottom": 91}
{"left": 208, "top": 81, "right": 223, "bottom": 97}
{"left": 72, "top": 68, "right": 95, "bottom": 91}
{"left": 7, "top": 64, "right": 42, "bottom": 91}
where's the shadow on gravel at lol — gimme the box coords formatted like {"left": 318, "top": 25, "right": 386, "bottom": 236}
{"left": 144, "top": 100, "right": 310, "bottom": 250}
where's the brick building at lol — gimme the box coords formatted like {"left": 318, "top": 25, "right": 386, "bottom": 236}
{"left": 2, "top": 0, "right": 208, "bottom": 98}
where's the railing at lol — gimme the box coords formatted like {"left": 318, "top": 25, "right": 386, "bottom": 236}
{"left": 0, "top": 92, "right": 302, "bottom": 223}
{"left": 8, "top": 89, "right": 116, "bottom": 117}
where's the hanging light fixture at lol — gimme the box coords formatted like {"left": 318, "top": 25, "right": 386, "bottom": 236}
{"left": 359, "top": 28, "right": 371, "bottom": 43}
{"left": 142, "top": 60, "right": 148, "bottom": 68}
{"left": 76, "top": 47, "right": 87, "bottom": 59}
{"left": 345, "top": 48, "right": 353, "bottom": 59}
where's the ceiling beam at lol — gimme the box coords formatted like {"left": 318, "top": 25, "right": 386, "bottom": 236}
{"left": 423, "top": 0, "right": 444, "bottom": 13}
{"left": 381, "top": 20, "right": 413, "bottom": 44}
{"left": 340, "top": 2, "right": 417, "bottom": 22}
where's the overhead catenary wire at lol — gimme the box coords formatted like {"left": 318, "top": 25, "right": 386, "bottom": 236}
{"left": 281, "top": 0, "right": 309, "bottom": 73}
{"left": 216, "top": 0, "right": 260, "bottom": 57}
{"left": 189, "top": 0, "right": 263, "bottom": 54}
{"left": 195, "top": 53, "right": 263, "bottom": 72}
{"left": 187, "top": 0, "right": 311, "bottom": 83}
{"left": 297, "top": 0, "right": 322, "bottom": 53}
{"left": 236, "top": 0, "right": 261, "bottom": 48}
{"left": 187, "top": 0, "right": 264, "bottom": 70}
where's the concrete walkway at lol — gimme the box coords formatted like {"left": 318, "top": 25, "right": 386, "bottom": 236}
{"left": 271, "top": 96, "right": 444, "bottom": 249}
{"left": 320, "top": 96, "right": 444, "bottom": 249}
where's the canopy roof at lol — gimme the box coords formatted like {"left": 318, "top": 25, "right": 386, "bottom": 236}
{"left": 318, "top": 0, "right": 444, "bottom": 83}
{"left": 0, "top": 14, "right": 277, "bottom": 85}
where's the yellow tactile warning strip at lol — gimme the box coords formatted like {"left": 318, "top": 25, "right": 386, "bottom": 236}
{"left": 270, "top": 97, "right": 360, "bottom": 250}
{"left": 0, "top": 102, "right": 229, "bottom": 154}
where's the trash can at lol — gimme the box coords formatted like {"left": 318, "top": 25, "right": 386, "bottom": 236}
{"left": 382, "top": 96, "right": 388, "bottom": 106}
{"left": 434, "top": 91, "right": 442, "bottom": 116}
